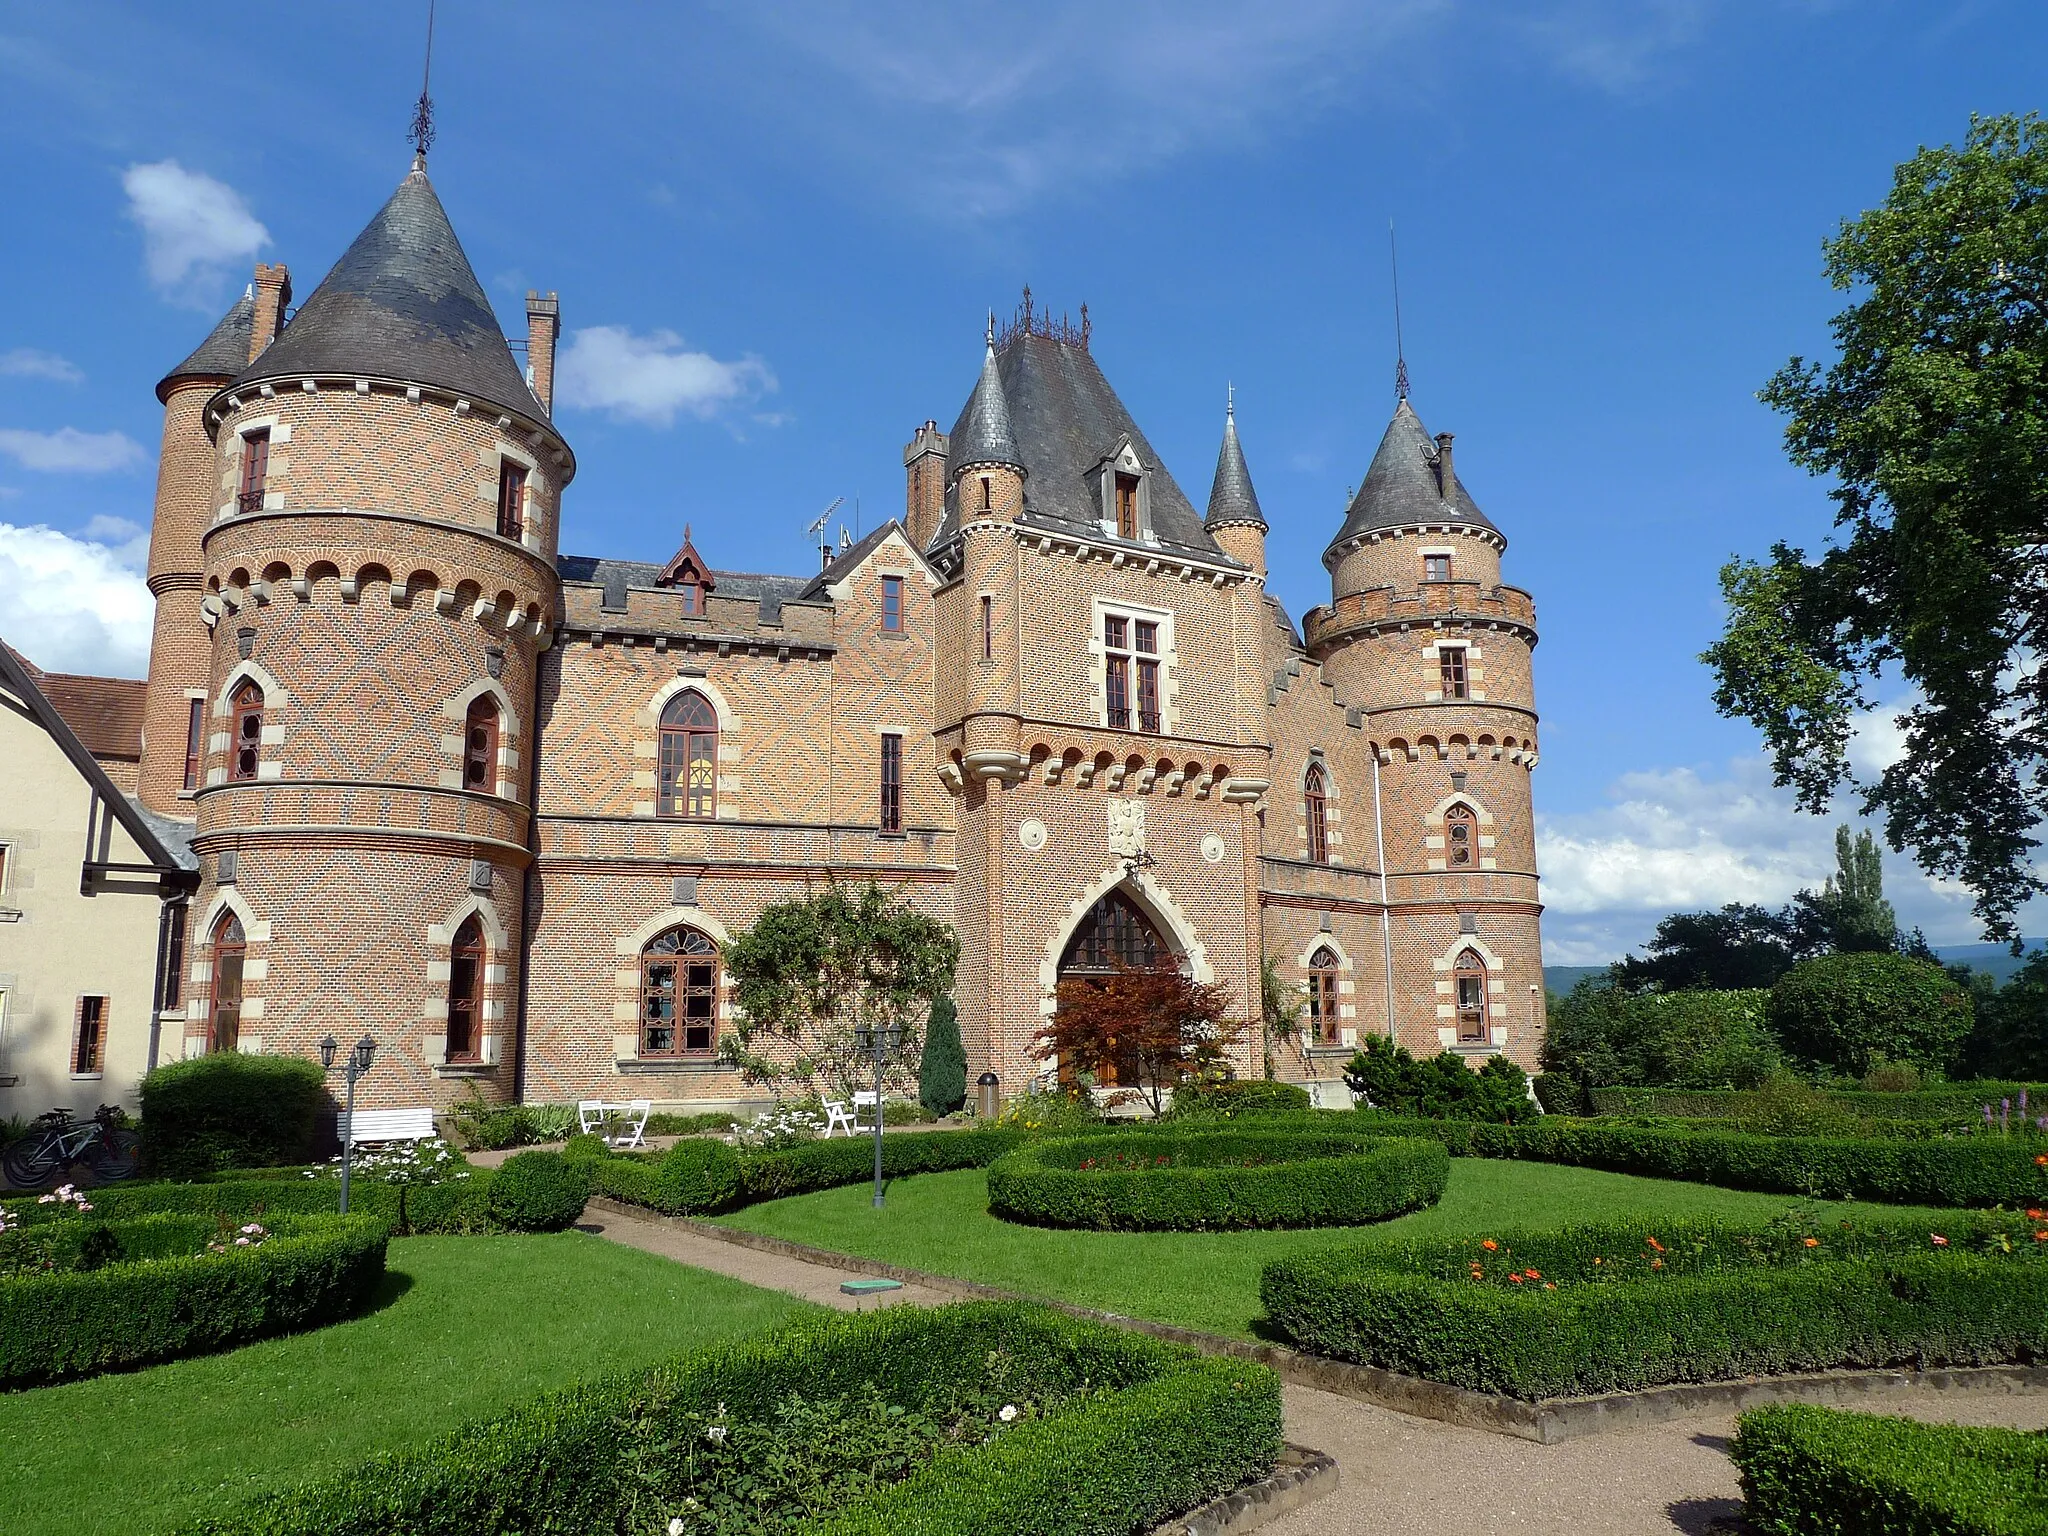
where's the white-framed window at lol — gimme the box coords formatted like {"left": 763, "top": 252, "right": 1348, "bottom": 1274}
{"left": 1095, "top": 600, "right": 1175, "bottom": 734}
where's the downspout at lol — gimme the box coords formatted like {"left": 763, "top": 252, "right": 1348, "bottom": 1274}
{"left": 1371, "top": 748, "right": 1397, "bottom": 1040}
{"left": 513, "top": 642, "right": 550, "bottom": 1105}
{"left": 147, "top": 893, "right": 176, "bottom": 1073}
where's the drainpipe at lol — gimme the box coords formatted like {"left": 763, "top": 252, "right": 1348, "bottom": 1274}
{"left": 1370, "top": 748, "right": 1397, "bottom": 1041}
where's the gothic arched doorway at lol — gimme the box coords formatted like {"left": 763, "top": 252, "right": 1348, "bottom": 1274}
{"left": 1054, "top": 887, "right": 1179, "bottom": 1086}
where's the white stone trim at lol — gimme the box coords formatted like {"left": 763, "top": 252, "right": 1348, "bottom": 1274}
{"left": 199, "top": 887, "right": 270, "bottom": 945}
{"left": 615, "top": 905, "right": 732, "bottom": 957}
{"left": 428, "top": 894, "right": 507, "bottom": 949}
{"left": 1037, "top": 864, "right": 1213, "bottom": 997}
{"left": 440, "top": 676, "right": 522, "bottom": 737}
{"left": 215, "top": 660, "right": 288, "bottom": 714}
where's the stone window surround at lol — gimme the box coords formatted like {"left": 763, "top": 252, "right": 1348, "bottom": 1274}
{"left": 482, "top": 438, "right": 544, "bottom": 553}
{"left": 1087, "top": 595, "right": 1179, "bottom": 737}
{"left": 1296, "top": 931, "right": 1358, "bottom": 1044}
{"left": 218, "top": 417, "right": 290, "bottom": 521}
{"left": 610, "top": 903, "right": 734, "bottom": 1065}
{"left": 1431, "top": 932, "right": 1510, "bottom": 1049}
{"left": 1036, "top": 863, "right": 1212, "bottom": 1025}
{"left": 1421, "top": 633, "right": 1486, "bottom": 703}
{"left": 423, "top": 895, "right": 509, "bottom": 1069}
{"left": 184, "top": 889, "right": 272, "bottom": 1057}
{"left": 633, "top": 675, "right": 741, "bottom": 819}
{"left": 438, "top": 677, "right": 523, "bottom": 800}
{"left": 1297, "top": 751, "right": 1344, "bottom": 863}
{"left": 1424, "top": 792, "right": 1498, "bottom": 872}
{"left": 206, "top": 660, "right": 288, "bottom": 787}
{"left": 1093, "top": 438, "right": 1157, "bottom": 545}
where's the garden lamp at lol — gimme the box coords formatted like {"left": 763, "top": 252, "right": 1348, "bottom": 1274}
{"left": 318, "top": 1033, "right": 379, "bottom": 1214}
{"left": 852, "top": 1020, "right": 904, "bottom": 1207}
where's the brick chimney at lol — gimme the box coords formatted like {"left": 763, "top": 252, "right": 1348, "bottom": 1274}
{"left": 526, "top": 291, "right": 560, "bottom": 413}
{"left": 903, "top": 420, "right": 949, "bottom": 549}
{"left": 249, "top": 264, "right": 291, "bottom": 363}
{"left": 1434, "top": 432, "right": 1455, "bottom": 500}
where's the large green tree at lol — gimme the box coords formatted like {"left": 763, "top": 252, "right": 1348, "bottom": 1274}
{"left": 1705, "top": 114, "right": 2048, "bottom": 943}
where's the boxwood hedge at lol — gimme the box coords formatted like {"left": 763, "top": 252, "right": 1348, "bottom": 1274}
{"left": 1733, "top": 1403, "right": 2048, "bottom": 1535}
{"left": 139, "top": 1053, "right": 329, "bottom": 1177}
{"left": 2, "top": 1168, "right": 499, "bottom": 1234}
{"left": 1261, "top": 1210, "right": 2048, "bottom": 1401}
{"left": 987, "top": 1130, "right": 1448, "bottom": 1231}
{"left": 0, "top": 1211, "right": 387, "bottom": 1386}
{"left": 169, "top": 1302, "right": 1282, "bottom": 1536}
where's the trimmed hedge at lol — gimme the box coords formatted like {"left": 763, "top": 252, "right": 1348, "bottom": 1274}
{"left": 1733, "top": 1403, "right": 2048, "bottom": 1535}
{"left": 2, "top": 1169, "right": 499, "bottom": 1234}
{"left": 140, "top": 1053, "right": 328, "bottom": 1177}
{"left": 486, "top": 1151, "right": 590, "bottom": 1232}
{"left": 0, "top": 1211, "right": 386, "bottom": 1386}
{"left": 987, "top": 1130, "right": 1448, "bottom": 1231}
{"left": 1590, "top": 1084, "right": 2048, "bottom": 1124}
{"left": 169, "top": 1302, "right": 1282, "bottom": 1536}
{"left": 1168, "top": 1079, "right": 1313, "bottom": 1118}
{"left": 1262, "top": 1210, "right": 2048, "bottom": 1401}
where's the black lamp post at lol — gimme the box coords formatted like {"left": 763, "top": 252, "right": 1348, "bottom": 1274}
{"left": 852, "top": 1019, "right": 904, "bottom": 1208}
{"left": 320, "top": 1034, "right": 377, "bottom": 1214}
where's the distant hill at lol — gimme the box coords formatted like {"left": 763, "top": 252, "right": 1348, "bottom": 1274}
{"left": 1545, "top": 942, "right": 2043, "bottom": 997}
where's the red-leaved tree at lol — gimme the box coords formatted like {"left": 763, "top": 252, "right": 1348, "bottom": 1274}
{"left": 1034, "top": 964, "right": 1241, "bottom": 1115}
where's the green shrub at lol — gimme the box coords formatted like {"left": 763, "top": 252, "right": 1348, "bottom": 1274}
{"left": 1733, "top": 1403, "right": 2048, "bottom": 1535}
{"left": 1341, "top": 1036, "right": 1536, "bottom": 1123}
{"left": 561, "top": 1132, "right": 610, "bottom": 1162}
{"left": 988, "top": 1130, "right": 1447, "bottom": 1231}
{"left": 1542, "top": 982, "right": 1781, "bottom": 1095}
{"left": 6, "top": 1169, "right": 498, "bottom": 1234}
{"left": 1531, "top": 1073, "right": 1585, "bottom": 1114}
{"left": 1770, "top": 952, "right": 1975, "bottom": 1077}
{"left": 1588, "top": 1082, "right": 2048, "bottom": 1130}
{"left": 1262, "top": 1210, "right": 2048, "bottom": 1401}
{"left": 166, "top": 1303, "right": 1282, "bottom": 1536}
{"left": 140, "top": 1053, "right": 328, "bottom": 1177}
{"left": 0, "top": 1212, "right": 386, "bottom": 1386}
{"left": 659, "top": 1136, "right": 744, "bottom": 1213}
{"left": 743, "top": 1126, "right": 1023, "bottom": 1202}
{"left": 1168, "top": 1079, "right": 1313, "bottom": 1119}
{"left": 644, "top": 1110, "right": 743, "bottom": 1136}
{"left": 485, "top": 1151, "right": 589, "bottom": 1232}
{"left": 919, "top": 994, "right": 968, "bottom": 1117}
{"left": 995, "top": 1087, "right": 1105, "bottom": 1135}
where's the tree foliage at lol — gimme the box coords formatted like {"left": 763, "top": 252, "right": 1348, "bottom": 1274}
{"left": 719, "top": 882, "right": 959, "bottom": 1100}
{"left": 1541, "top": 981, "right": 1782, "bottom": 1093}
{"left": 917, "top": 994, "right": 967, "bottom": 1116}
{"left": 1801, "top": 826, "right": 1899, "bottom": 954}
{"left": 1613, "top": 904, "right": 1811, "bottom": 992}
{"left": 1340, "top": 1035, "right": 1535, "bottom": 1124}
{"left": 1767, "top": 952, "right": 1974, "bottom": 1077}
{"left": 1035, "top": 965, "right": 1240, "bottom": 1116}
{"left": 1705, "top": 114, "right": 2048, "bottom": 942}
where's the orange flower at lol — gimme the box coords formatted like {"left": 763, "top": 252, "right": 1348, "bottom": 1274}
{"left": 1481, "top": 1239, "right": 1498, "bottom": 1251}
{"left": 1525, "top": 1268, "right": 1541, "bottom": 1280}
{"left": 1651, "top": 1257, "right": 1664, "bottom": 1269}
{"left": 2036, "top": 1155, "right": 2047, "bottom": 1167}
{"left": 1543, "top": 1282, "right": 1556, "bottom": 1291}
{"left": 1509, "top": 1272, "right": 1525, "bottom": 1283}
{"left": 2035, "top": 1232, "right": 2048, "bottom": 1243}
{"left": 2027, "top": 1210, "right": 2045, "bottom": 1220}
{"left": 1802, "top": 1237, "right": 1819, "bottom": 1248}
{"left": 1646, "top": 1236, "right": 1665, "bottom": 1252}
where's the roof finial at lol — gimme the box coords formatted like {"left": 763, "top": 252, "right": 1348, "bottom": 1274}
{"left": 1389, "top": 218, "right": 1409, "bottom": 404}
{"left": 985, "top": 310, "right": 996, "bottom": 350}
{"left": 1227, "top": 381, "right": 1235, "bottom": 421}
{"left": 408, "top": 0, "right": 438, "bottom": 164}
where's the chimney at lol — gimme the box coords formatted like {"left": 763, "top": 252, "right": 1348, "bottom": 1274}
{"left": 903, "top": 420, "right": 949, "bottom": 549}
{"left": 1434, "top": 432, "right": 1455, "bottom": 500}
{"left": 526, "top": 291, "right": 560, "bottom": 413}
{"left": 249, "top": 264, "right": 292, "bottom": 364}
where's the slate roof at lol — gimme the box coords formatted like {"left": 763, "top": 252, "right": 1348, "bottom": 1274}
{"left": 933, "top": 332, "right": 1233, "bottom": 564}
{"left": 158, "top": 291, "right": 257, "bottom": 401}
{"left": 1325, "top": 400, "right": 1497, "bottom": 565}
{"left": 227, "top": 162, "right": 542, "bottom": 422}
{"left": 558, "top": 556, "right": 816, "bottom": 626}
{"left": 1205, "top": 407, "right": 1264, "bottom": 528}
{"left": 796, "top": 521, "right": 921, "bottom": 600}
{"left": 949, "top": 340, "right": 1022, "bottom": 471}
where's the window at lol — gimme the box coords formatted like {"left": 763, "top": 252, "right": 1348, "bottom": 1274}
{"left": 496, "top": 461, "right": 527, "bottom": 541}
{"left": 1103, "top": 615, "right": 1130, "bottom": 729}
{"left": 657, "top": 690, "right": 717, "bottom": 819}
{"left": 237, "top": 430, "right": 270, "bottom": 515}
{"left": 640, "top": 925, "right": 719, "bottom": 1056}
{"left": 463, "top": 694, "right": 500, "bottom": 793}
{"left": 980, "top": 594, "right": 993, "bottom": 660}
{"left": 1134, "top": 621, "right": 1160, "bottom": 733}
{"left": 446, "top": 915, "right": 484, "bottom": 1063}
{"left": 73, "top": 996, "right": 107, "bottom": 1075}
{"left": 1060, "top": 890, "right": 1168, "bottom": 974}
{"left": 183, "top": 697, "right": 205, "bottom": 791}
{"left": 1304, "top": 763, "right": 1329, "bottom": 864}
{"left": 1454, "top": 950, "right": 1488, "bottom": 1042}
{"left": 1424, "top": 553, "right": 1452, "bottom": 582}
{"left": 1307, "top": 947, "right": 1341, "bottom": 1045}
{"left": 879, "top": 733, "right": 903, "bottom": 834}
{"left": 679, "top": 581, "right": 702, "bottom": 617}
{"left": 159, "top": 903, "right": 189, "bottom": 1011}
{"left": 1439, "top": 646, "right": 1469, "bottom": 700}
{"left": 880, "top": 575, "right": 903, "bottom": 632}
{"left": 0, "top": 843, "right": 8, "bottom": 896}
{"left": 228, "top": 680, "right": 264, "bottom": 782}
{"left": 980, "top": 476, "right": 992, "bottom": 511}
{"left": 1103, "top": 612, "right": 1163, "bottom": 733}
{"left": 1114, "top": 473, "right": 1139, "bottom": 538}
{"left": 209, "top": 912, "right": 246, "bottom": 1053}
{"left": 1445, "top": 803, "right": 1476, "bottom": 868}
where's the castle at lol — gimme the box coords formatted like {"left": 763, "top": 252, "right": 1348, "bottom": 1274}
{"left": 18, "top": 154, "right": 1546, "bottom": 1115}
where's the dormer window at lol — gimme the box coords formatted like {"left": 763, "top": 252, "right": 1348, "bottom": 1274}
{"left": 1424, "top": 553, "right": 1451, "bottom": 582}
{"left": 679, "top": 581, "right": 702, "bottom": 616}
{"left": 1096, "top": 442, "right": 1151, "bottom": 542}
{"left": 1115, "top": 474, "right": 1139, "bottom": 539}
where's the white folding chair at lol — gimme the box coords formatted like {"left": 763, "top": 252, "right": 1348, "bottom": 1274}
{"left": 612, "top": 1099, "right": 652, "bottom": 1149}
{"left": 821, "top": 1100, "right": 857, "bottom": 1137}
{"left": 852, "top": 1090, "right": 880, "bottom": 1130}
{"left": 578, "top": 1100, "right": 608, "bottom": 1137}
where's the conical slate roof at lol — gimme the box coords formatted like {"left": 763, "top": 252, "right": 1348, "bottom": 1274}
{"left": 156, "top": 291, "right": 257, "bottom": 401}
{"left": 1324, "top": 399, "right": 1496, "bottom": 566}
{"left": 227, "top": 161, "right": 541, "bottom": 420}
{"left": 1204, "top": 404, "right": 1264, "bottom": 528}
{"left": 947, "top": 336, "right": 1022, "bottom": 472}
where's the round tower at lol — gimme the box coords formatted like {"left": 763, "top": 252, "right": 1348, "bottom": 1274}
{"left": 1203, "top": 395, "right": 1267, "bottom": 578}
{"left": 1307, "top": 400, "right": 1544, "bottom": 1067}
{"left": 180, "top": 158, "right": 572, "bottom": 1110}
{"left": 951, "top": 324, "right": 1027, "bottom": 781}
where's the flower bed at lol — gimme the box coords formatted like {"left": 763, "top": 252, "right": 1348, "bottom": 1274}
{"left": 986, "top": 1130, "right": 1448, "bottom": 1231}
{"left": 168, "top": 1302, "right": 1282, "bottom": 1536}
{"left": 1260, "top": 1210, "right": 2048, "bottom": 1401}
{"left": 1732, "top": 1402, "right": 2048, "bottom": 1535}
{"left": 0, "top": 1209, "right": 387, "bottom": 1386}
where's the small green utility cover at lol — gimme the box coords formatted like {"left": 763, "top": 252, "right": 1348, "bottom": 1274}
{"left": 840, "top": 1278, "right": 903, "bottom": 1295}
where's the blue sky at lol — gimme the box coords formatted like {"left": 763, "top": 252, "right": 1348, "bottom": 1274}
{"left": 1, "top": 1, "right": 2041, "bottom": 960}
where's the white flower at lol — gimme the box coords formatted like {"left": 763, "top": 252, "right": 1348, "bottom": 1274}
{"left": 36, "top": 1194, "right": 55, "bottom": 1204}
{"left": 706, "top": 1425, "right": 727, "bottom": 1445}
{"left": 669, "top": 1519, "right": 686, "bottom": 1536}
{"left": 234, "top": 1236, "right": 251, "bottom": 1246}
{"left": 999, "top": 1404, "right": 1018, "bottom": 1422}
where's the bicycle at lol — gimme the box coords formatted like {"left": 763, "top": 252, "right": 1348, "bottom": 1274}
{"left": 1, "top": 1105, "right": 141, "bottom": 1189}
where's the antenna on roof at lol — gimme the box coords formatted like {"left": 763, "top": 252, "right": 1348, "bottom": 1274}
{"left": 1389, "top": 219, "right": 1408, "bottom": 404}
{"left": 408, "top": 0, "right": 438, "bottom": 162}
{"left": 808, "top": 496, "right": 843, "bottom": 571}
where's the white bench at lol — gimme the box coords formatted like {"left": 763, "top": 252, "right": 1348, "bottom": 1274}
{"left": 578, "top": 1099, "right": 651, "bottom": 1149}
{"left": 341, "top": 1107, "right": 437, "bottom": 1146}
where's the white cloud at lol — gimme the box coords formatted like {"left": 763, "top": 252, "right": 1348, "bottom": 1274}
{"left": 0, "top": 427, "right": 148, "bottom": 473}
{"left": 1514, "top": 0, "right": 1710, "bottom": 92}
{"left": 121, "top": 160, "right": 268, "bottom": 304}
{"left": 555, "top": 326, "right": 777, "bottom": 427}
{"left": 0, "top": 348, "right": 83, "bottom": 384}
{"left": 0, "top": 521, "right": 154, "bottom": 677}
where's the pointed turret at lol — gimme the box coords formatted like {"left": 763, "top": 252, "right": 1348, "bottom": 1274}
{"left": 1204, "top": 396, "right": 1265, "bottom": 530}
{"left": 1324, "top": 399, "right": 1496, "bottom": 569}
{"left": 155, "top": 291, "right": 257, "bottom": 403}
{"left": 226, "top": 160, "right": 541, "bottom": 421}
{"left": 947, "top": 322, "right": 1023, "bottom": 477}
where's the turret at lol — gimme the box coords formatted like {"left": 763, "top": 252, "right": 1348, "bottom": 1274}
{"left": 1203, "top": 395, "right": 1266, "bottom": 577}
{"left": 948, "top": 324, "right": 1027, "bottom": 776}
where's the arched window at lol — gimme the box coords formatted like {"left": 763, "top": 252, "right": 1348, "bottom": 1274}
{"left": 640, "top": 925, "right": 720, "bottom": 1056}
{"left": 209, "top": 911, "right": 246, "bottom": 1053}
{"left": 446, "top": 915, "right": 484, "bottom": 1063}
{"left": 1059, "top": 890, "right": 1169, "bottom": 976}
{"left": 1304, "top": 763, "right": 1329, "bottom": 865}
{"left": 1307, "top": 946, "right": 1341, "bottom": 1045}
{"left": 463, "top": 695, "right": 500, "bottom": 793}
{"left": 229, "top": 681, "right": 264, "bottom": 782}
{"left": 657, "top": 691, "right": 717, "bottom": 819}
{"left": 1445, "top": 803, "right": 1476, "bottom": 868}
{"left": 1454, "top": 950, "right": 1488, "bottom": 1043}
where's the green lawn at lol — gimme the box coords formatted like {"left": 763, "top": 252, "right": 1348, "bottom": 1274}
{"left": 0, "top": 1233, "right": 814, "bottom": 1536}
{"left": 715, "top": 1160, "right": 1961, "bottom": 1339}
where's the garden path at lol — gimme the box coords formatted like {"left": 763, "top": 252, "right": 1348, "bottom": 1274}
{"left": 583, "top": 1205, "right": 2048, "bottom": 1534}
